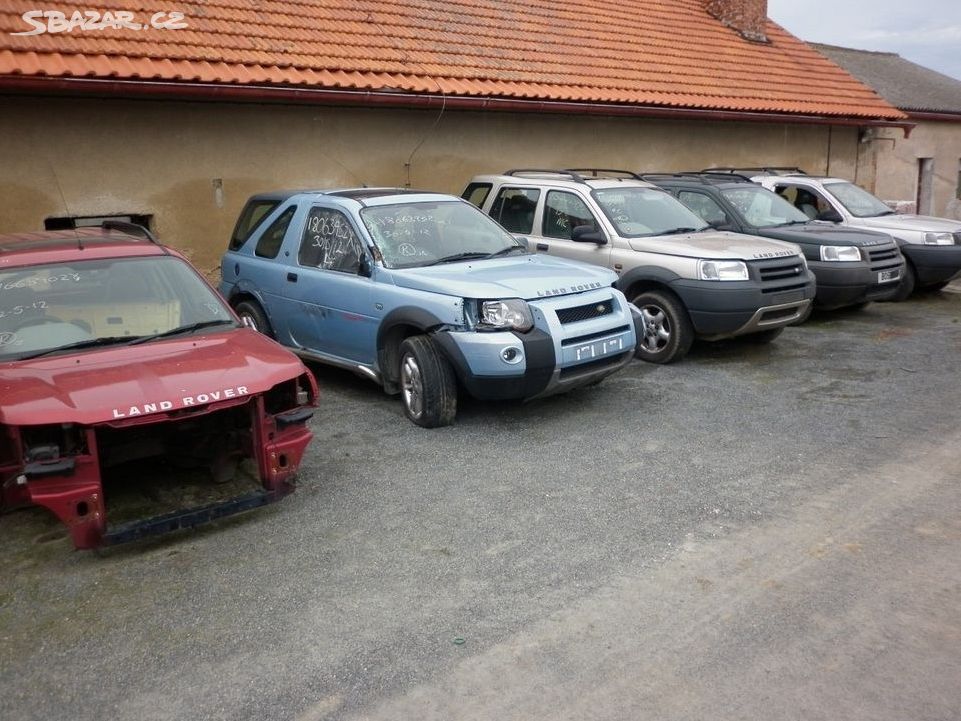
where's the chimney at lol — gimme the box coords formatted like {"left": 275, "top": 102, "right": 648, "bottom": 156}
{"left": 705, "top": 0, "right": 769, "bottom": 43}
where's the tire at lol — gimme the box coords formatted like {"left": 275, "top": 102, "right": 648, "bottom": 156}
{"left": 743, "top": 327, "right": 784, "bottom": 344}
{"left": 889, "top": 262, "right": 916, "bottom": 302}
{"left": 398, "top": 335, "right": 457, "bottom": 428}
{"left": 234, "top": 300, "right": 273, "bottom": 338}
{"left": 631, "top": 290, "right": 694, "bottom": 364}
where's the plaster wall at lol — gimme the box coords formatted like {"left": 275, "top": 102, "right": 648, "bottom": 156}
{"left": 1, "top": 95, "right": 858, "bottom": 271}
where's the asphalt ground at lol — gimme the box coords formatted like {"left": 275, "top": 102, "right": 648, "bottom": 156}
{"left": 2, "top": 283, "right": 960, "bottom": 721}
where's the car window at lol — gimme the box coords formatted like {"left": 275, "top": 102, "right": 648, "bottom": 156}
{"left": 298, "top": 208, "right": 365, "bottom": 273}
{"left": 0, "top": 257, "right": 234, "bottom": 360}
{"left": 543, "top": 191, "right": 599, "bottom": 240}
{"left": 462, "top": 182, "right": 492, "bottom": 208}
{"left": 490, "top": 187, "right": 540, "bottom": 234}
{"left": 255, "top": 205, "right": 296, "bottom": 259}
{"left": 230, "top": 200, "right": 279, "bottom": 250}
{"left": 592, "top": 187, "right": 709, "bottom": 237}
{"left": 719, "top": 186, "right": 809, "bottom": 228}
{"left": 824, "top": 182, "right": 894, "bottom": 218}
{"left": 774, "top": 184, "right": 832, "bottom": 220}
{"left": 360, "top": 200, "right": 519, "bottom": 269}
{"left": 678, "top": 191, "right": 730, "bottom": 227}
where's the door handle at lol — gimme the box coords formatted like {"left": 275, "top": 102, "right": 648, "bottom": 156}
{"left": 287, "top": 272, "right": 298, "bottom": 283}
{"left": 536, "top": 243, "right": 549, "bottom": 251}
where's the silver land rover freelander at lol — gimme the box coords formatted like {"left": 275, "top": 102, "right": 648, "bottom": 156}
{"left": 464, "top": 169, "right": 816, "bottom": 364}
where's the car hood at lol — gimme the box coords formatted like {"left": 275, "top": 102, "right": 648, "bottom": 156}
{"left": 0, "top": 329, "right": 307, "bottom": 426}
{"left": 759, "top": 223, "right": 894, "bottom": 248}
{"left": 386, "top": 254, "right": 618, "bottom": 300}
{"left": 627, "top": 230, "right": 801, "bottom": 260}
{"left": 855, "top": 214, "right": 961, "bottom": 235}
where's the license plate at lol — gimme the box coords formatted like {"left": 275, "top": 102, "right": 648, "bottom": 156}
{"left": 573, "top": 336, "right": 624, "bottom": 362}
{"left": 878, "top": 269, "right": 901, "bottom": 283}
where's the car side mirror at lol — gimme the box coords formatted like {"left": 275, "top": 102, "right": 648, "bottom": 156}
{"left": 513, "top": 235, "right": 530, "bottom": 250}
{"left": 358, "top": 254, "right": 373, "bottom": 278}
{"left": 817, "top": 209, "right": 843, "bottom": 223}
{"left": 571, "top": 225, "right": 607, "bottom": 245}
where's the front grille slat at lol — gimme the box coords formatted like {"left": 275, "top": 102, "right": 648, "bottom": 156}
{"left": 556, "top": 299, "right": 614, "bottom": 324}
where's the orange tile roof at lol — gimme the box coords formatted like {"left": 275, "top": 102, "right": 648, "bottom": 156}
{"left": 0, "top": 0, "right": 905, "bottom": 120}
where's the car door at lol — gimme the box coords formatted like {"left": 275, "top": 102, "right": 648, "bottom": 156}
{"left": 287, "top": 205, "right": 377, "bottom": 363}
{"left": 531, "top": 189, "right": 612, "bottom": 269}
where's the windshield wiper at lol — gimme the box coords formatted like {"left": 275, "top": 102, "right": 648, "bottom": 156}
{"left": 485, "top": 245, "right": 527, "bottom": 259}
{"left": 17, "top": 336, "right": 138, "bottom": 360}
{"left": 424, "top": 251, "right": 491, "bottom": 266}
{"left": 773, "top": 220, "right": 810, "bottom": 227}
{"left": 871, "top": 210, "right": 896, "bottom": 217}
{"left": 127, "top": 319, "right": 236, "bottom": 346}
{"left": 662, "top": 227, "right": 701, "bottom": 235}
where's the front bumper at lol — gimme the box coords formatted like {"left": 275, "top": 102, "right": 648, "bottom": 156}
{"left": 900, "top": 244, "right": 961, "bottom": 286}
{"left": 809, "top": 260, "right": 904, "bottom": 308}
{"left": 673, "top": 274, "right": 816, "bottom": 339}
{"left": 434, "top": 289, "right": 636, "bottom": 401}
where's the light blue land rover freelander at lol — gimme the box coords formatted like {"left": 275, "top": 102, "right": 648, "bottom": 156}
{"left": 220, "top": 189, "right": 638, "bottom": 427}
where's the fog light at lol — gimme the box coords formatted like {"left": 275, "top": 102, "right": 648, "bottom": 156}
{"left": 500, "top": 346, "right": 523, "bottom": 364}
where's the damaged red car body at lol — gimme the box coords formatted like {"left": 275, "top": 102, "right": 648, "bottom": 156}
{"left": 0, "top": 223, "right": 318, "bottom": 549}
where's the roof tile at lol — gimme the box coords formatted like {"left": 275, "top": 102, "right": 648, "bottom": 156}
{"left": 0, "top": 0, "right": 904, "bottom": 119}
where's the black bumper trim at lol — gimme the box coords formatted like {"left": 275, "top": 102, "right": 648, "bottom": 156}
{"left": 433, "top": 328, "right": 556, "bottom": 401}
{"left": 103, "top": 490, "right": 283, "bottom": 546}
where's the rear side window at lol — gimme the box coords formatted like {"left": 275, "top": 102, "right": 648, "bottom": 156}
{"left": 255, "top": 206, "right": 296, "bottom": 259}
{"left": 489, "top": 187, "right": 540, "bottom": 234}
{"left": 543, "top": 191, "right": 599, "bottom": 240}
{"left": 230, "top": 200, "right": 279, "bottom": 250}
{"left": 462, "top": 182, "right": 492, "bottom": 208}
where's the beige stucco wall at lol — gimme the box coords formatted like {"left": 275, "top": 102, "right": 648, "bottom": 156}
{"left": 0, "top": 95, "right": 858, "bottom": 272}
{"left": 857, "top": 118, "right": 961, "bottom": 215}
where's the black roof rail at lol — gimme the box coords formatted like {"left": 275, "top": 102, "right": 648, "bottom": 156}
{"left": 564, "top": 168, "right": 645, "bottom": 181}
{"left": 705, "top": 167, "right": 808, "bottom": 176}
{"left": 101, "top": 220, "right": 162, "bottom": 245}
{"left": 504, "top": 169, "right": 587, "bottom": 183}
{"left": 639, "top": 171, "right": 754, "bottom": 184}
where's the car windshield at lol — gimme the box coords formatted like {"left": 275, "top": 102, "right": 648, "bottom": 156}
{"left": 721, "top": 186, "right": 810, "bottom": 228}
{"left": 592, "top": 187, "right": 709, "bottom": 237}
{"left": 825, "top": 182, "right": 894, "bottom": 218}
{"left": 360, "top": 200, "right": 523, "bottom": 269}
{"left": 0, "top": 256, "right": 235, "bottom": 361}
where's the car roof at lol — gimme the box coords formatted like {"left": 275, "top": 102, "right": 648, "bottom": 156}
{"left": 0, "top": 227, "right": 169, "bottom": 269}
{"left": 472, "top": 170, "right": 658, "bottom": 191}
{"left": 246, "top": 188, "right": 460, "bottom": 206}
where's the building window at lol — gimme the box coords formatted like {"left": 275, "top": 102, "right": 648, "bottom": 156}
{"left": 45, "top": 214, "right": 153, "bottom": 232}
{"left": 916, "top": 158, "right": 934, "bottom": 215}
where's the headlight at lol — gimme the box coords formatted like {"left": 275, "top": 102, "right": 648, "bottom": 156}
{"left": 698, "top": 260, "right": 749, "bottom": 281}
{"left": 478, "top": 299, "right": 534, "bottom": 332}
{"left": 924, "top": 232, "right": 955, "bottom": 245}
{"left": 820, "top": 245, "right": 861, "bottom": 262}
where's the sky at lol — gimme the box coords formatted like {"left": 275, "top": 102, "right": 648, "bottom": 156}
{"left": 768, "top": 0, "right": 961, "bottom": 81}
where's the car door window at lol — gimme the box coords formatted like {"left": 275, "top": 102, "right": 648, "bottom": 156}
{"left": 490, "top": 187, "right": 540, "bottom": 234}
{"left": 254, "top": 206, "right": 296, "bottom": 259}
{"left": 298, "top": 208, "right": 364, "bottom": 274}
{"left": 775, "top": 184, "right": 831, "bottom": 220}
{"left": 677, "top": 191, "right": 729, "bottom": 226}
{"left": 543, "top": 191, "right": 599, "bottom": 240}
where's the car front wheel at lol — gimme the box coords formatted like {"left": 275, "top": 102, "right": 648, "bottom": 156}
{"left": 631, "top": 290, "right": 694, "bottom": 364}
{"left": 234, "top": 300, "right": 273, "bottom": 338}
{"left": 398, "top": 336, "right": 457, "bottom": 428}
